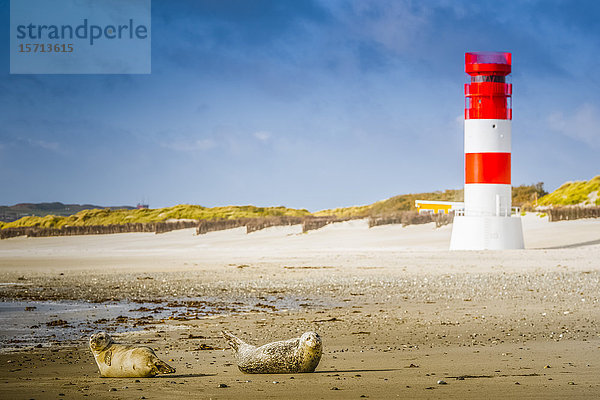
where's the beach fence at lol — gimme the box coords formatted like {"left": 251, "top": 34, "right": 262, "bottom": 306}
{"left": 195, "top": 216, "right": 351, "bottom": 235}
{"left": 301, "top": 216, "right": 352, "bottom": 232}
{"left": 246, "top": 216, "right": 304, "bottom": 233}
{"left": 1, "top": 211, "right": 459, "bottom": 240}
{"left": 546, "top": 207, "right": 600, "bottom": 222}
{"left": 195, "top": 218, "right": 248, "bottom": 235}
{"left": 195, "top": 217, "right": 306, "bottom": 235}
{"left": 368, "top": 211, "right": 454, "bottom": 228}
{"left": 0, "top": 220, "right": 199, "bottom": 239}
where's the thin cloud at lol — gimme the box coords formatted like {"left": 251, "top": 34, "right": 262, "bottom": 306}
{"left": 253, "top": 131, "right": 271, "bottom": 142}
{"left": 27, "top": 139, "right": 61, "bottom": 152}
{"left": 162, "top": 138, "right": 217, "bottom": 152}
{"left": 548, "top": 103, "right": 600, "bottom": 148}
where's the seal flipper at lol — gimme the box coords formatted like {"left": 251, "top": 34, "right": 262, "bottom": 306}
{"left": 154, "top": 359, "right": 176, "bottom": 374}
{"left": 104, "top": 351, "right": 112, "bottom": 366}
{"left": 222, "top": 330, "right": 247, "bottom": 352}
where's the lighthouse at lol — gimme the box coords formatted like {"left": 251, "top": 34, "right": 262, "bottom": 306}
{"left": 450, "top": 51, "right": 524, "bottom": 250}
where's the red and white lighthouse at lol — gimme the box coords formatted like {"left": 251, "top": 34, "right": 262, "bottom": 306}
{"left": 450, "top": 51, "right": 524, "bottom": 250}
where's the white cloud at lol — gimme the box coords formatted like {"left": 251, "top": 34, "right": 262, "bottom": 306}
{"left": 253, "top": 131, "right": 271, "bottom": 142}
{"left": 28, "top": 139, "right": 60, "bottom": 152}
{"left": 162, "top": 138, "right": 217, "bottom": 152}
{"left": 324, "top": 0, "right": 431, "bottom": 55}
{"left": 548, "top": 103, "right": 600, "bottom": 148}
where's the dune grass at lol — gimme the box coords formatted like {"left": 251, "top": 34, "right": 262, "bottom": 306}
{"left": 315, "top": 189, "right": 464, "bottom": 218}
{"left": 538, "top": 175, "right": 600, "bottom": 206}
{"left": 1, "top": 205, "right": 312, "bottom": 230}
{"left": 512, "top": 182, "right": 547, "bottom": 209}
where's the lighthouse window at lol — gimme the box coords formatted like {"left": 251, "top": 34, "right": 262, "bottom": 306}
{"left": 492, "top": 124, "right": 496, "bottom": 128}
{"left": 472, "top": 75, "right": 506, "bottom": 83}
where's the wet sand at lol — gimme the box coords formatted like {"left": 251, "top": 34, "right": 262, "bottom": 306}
{"left": 1, "top": 215, "right": 600, "bottom": 399}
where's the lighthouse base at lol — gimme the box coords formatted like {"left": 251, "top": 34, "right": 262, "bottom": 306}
{"left": 450, "top": 216, "right": 524, "bottom": 250}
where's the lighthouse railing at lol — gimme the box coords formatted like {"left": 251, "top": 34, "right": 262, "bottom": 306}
{"left": 462, "top": 206, "right": 520, "bottom": 217}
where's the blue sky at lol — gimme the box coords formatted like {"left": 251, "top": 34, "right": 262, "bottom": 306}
{"left": 1, "top": 0, "right": 599, "bottom": 211}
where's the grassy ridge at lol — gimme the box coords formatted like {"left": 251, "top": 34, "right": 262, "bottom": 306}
{"left": 2, "top": 177, "right": 597, "bottom": 231}
{"left": 512, "top": 182, "right": 547, "bottom": 210}
{"left": 538, "top": 175, "right": 600, "bottom": 207}
{"left": 315, "top": 189, "right": 463, "bottom": 218}
{"left": 313, "top": 178, "right": 596, "bottom": 218}
{"left": 0, "top": 205, "right": 311, "bottom": 230}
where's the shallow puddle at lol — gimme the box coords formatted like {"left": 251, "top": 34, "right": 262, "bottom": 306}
{"left": 0, "top": 296, "right": 330, "bottom": 352}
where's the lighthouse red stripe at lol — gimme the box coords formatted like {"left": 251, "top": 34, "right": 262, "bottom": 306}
{"left": 465, "top": 153, "right": 511, "bottom": 184}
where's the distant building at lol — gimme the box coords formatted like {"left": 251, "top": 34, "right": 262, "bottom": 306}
{"left": 415, "top": 200, "right": 464, "bottom": 215}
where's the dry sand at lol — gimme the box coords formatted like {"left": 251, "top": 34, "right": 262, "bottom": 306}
{"left": 1, "top": 214, "right": 599, "bottom": 399}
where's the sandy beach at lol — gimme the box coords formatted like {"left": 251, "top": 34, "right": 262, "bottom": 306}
{"left": 1, "top": 214, "right": 600, "bottom": 399}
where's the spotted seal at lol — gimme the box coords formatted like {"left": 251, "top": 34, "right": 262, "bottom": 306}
{"left": 222, "top": 330, "right": 322, "bottom": 374}
{"left": 89, "top": 332, "right": 175, "bottom": 378}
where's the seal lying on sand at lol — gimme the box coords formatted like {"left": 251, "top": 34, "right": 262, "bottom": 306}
{"left": 89, "top": 332, "right": 175, "bottom": 378}
{"left": 222, "top": 330, "right": 322, "bottom": 373}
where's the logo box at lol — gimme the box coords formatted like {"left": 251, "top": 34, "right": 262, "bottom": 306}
{"left": 10, "top": 0, "right": 151, "bottom": 74}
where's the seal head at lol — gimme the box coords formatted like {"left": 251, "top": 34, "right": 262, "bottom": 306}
{"left": 90, "top": 332, "right": 113, "bottom": 353}
{"left": 296, "top": 331, "right": 322, "bottom": 373}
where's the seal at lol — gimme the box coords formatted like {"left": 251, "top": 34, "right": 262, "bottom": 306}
{"left": 89, "top": 331, "right": 175, "bottom": 378}
{"left": 222, "top": 330, "right": 322, "bottom": 374}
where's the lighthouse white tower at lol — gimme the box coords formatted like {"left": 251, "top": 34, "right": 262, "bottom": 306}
{"left": 450, "top": 52, "right": 524, "bottom": 250}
